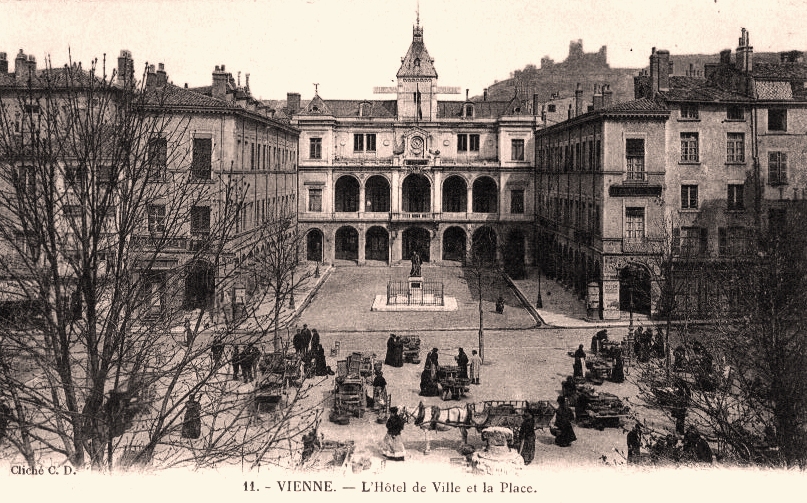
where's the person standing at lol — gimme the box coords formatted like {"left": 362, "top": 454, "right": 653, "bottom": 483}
{"left": 426, "top": 348, "right": 439, "bottom": 380}
{"left": 382, "top": 407, "right": 406, "bottom": 461}
{"left": 384, "top": 334, "right": 396, "bottom": 366}
{"left": 610, "top": 349, "right": 625, "bottom": 383}
{"left": 211, "top": 334, "right": 225, "bottom": 368}
{"left": 301, "top": 324, "right": 312, "bottom": 353}
{"left": 293, "top": 328, "right": 305, "bottom": 355}
{"left": 627, "top": 422, "right": 642, "bottom": 462}
{"left": 184, "top": 318, "right": 193, "bottom": 346}
{"left": 372, "top": 371, "right": 387, "bottom": 411}
{"left": 231, "top": 345, "right": 241, "bottom": 381}
{"left": 517, "top": 410, "right": 536, "bottom": 465}
{"left": 469, "top": 349, "right": 482, "bottom": 385}
{"left": 573, "top": 344, "right": 586, "bottom": 378}
{"left": 553, "top": 396, "right": 577, "bottom": 447}
{"left": 181, "top": 394, "right": 202, "bottom": 439}
{"left": 455, "top": 348, "right": 469, "bottom": 379}
{"left": 310, "top": 329, "right": 320, "bottom": 353}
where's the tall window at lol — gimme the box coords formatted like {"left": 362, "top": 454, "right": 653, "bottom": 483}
{"left": 727, "top": 184, "right": 744, "bottom": 211}
{"left": 464, "top": 104, "right": 474, "bottom": 118}
{"left": 681, "top": 185, "right": 699, "bottom": 209}
{"left": 680, "top": 132, "right": 699, "bottom": 162}
{"left": 308, "top": 188, "right": 322, "bottom": 212}
{"left": 768, "top": 152, "right": 788, "bottom": 185}
{"left": 469, "top": 134, "right": 480, "bottom": 152}
{"left": 457, "top": 134, "right": 467, "bottom": 152}
{"left": 309, "top": 138, "right": 322, "bottom": 159}
{"left": 511, "top": 139, "right": 525, "bottom": 161}
{"left": 625, "top": 138, "right": 645, "bottom": 181}
{"left": 353, "top": 133, "right": 376, "bottom": 152}
{"left": 457, "top": 134, "right": 480, "bottom": 152}
{"left": 680, "top": 104, "right": 699, "bottom": 120}
{"left": 147, "top": 205, "right": 166, "bottom": 234}
{"left": 191, "top": 138, "right": 212, "bottom": 180}
{"left": 726, "top": 133, "right": 745, "bottom": 163}
{"left": 510, "top": 189, "right": 524, "bottom": 214}
{"left": 190, "top": 206, "right": 211, "bottom": 235}
{"left": 768, "top": 109, "right": 787, "bottom": 131}
{"left": 353, "top": 134, "right": 364, "bottom": 152}
{"left": 147, "top": 136, "right": 167, "bottom": 180}
{"left": 625, "top": 207, "right": 645, "bottom": 241}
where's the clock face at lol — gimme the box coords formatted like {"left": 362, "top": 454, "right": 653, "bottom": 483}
{"left": 410, "top": 136, "right": 424, "bottom": 154}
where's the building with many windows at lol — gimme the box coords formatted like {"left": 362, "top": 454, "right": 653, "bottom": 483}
{"left": 535, "top": 29, "right": 807, "bottom": 320}
{"left": 291, "top": 22, "right": 536, "bottom": 277}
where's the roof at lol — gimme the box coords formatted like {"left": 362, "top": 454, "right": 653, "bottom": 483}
{"left": 437, "top": 99, "right": 531, "bottom": 119}
{"left": 0, "top": 65, "right": 103, "bottom": 89}
{"left": 752, "top": 62, "right": 807, "bottom": 81}
{"left": 599, "top": 98, "right": 669, "bottom": 113}
{"left": 145, "top": 84, "right": 234, "bottom": 109}
{"left": 657, "top": 76, "right": 751, "bottom": 102}
{"left": 396, "top": 26, "right": 438, "bottom": 79}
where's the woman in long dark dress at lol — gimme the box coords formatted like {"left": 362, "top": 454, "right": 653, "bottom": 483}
{"left": 553, "top": 396, "right": 577, "bottom": 447}
{"left": 392, "top": 336, "right": 404, "bottom": 367}
{"left": 610, "top": 350, "right": 625, "bottom": 383}
{"left": 517, "top": 411, "right": 536, "bottom": 464}
{"left": 384, "top": 334, "right": 396, "bottom": 366}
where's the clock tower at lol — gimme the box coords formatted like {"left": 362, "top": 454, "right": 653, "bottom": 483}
{"left": 396, "top": 22, "right": 438, "bottom": 122}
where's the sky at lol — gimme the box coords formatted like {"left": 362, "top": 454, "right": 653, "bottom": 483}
{"left": 2, "top": 0, "right": 807, "bottom": 100}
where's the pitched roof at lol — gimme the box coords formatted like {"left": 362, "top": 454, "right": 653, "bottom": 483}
{"left": 599, "top": 98, "right": 669, "bottom": 114}
{"left": 396, "top": 26, "right": 438, "bottom": 79}
{"left": 752, "top": 62, "right": 807, "bottom": 81}
{"left": 659, "top": 76, "right": 751, "bottom": 102}
{"left": 437, "top": 100, "right": 527, "bottom": 119}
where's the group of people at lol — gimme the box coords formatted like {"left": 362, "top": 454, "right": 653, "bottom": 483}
{"left": 417, "top": 347, "right": 483, "bottom": 397}
{"left": 384, "top": 334, "right": 404, "bottom": 368}
{"left": 232, "top": 344, "right": 261, "bottom": 383}
{"left": 634, "top": 326, "right": 665, "bottom": 363}
{"left": 293, "top": 324, "right": 320, "bottom": 355}
{"left": 294, "top": 324, "right": 333, "bottom": 377}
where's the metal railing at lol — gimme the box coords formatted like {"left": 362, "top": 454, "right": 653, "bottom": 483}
{"left": 386, "top": 280, "right": 444, "bottom": 306}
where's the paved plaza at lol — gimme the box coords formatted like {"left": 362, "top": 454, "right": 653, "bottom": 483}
{"left": 290, "top": 264, "right": 661, "bottom": 472}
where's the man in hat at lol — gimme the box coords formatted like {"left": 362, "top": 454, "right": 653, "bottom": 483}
{"left": 382, "top": 407, "right": 406, "bottom": 460}
{"left": 301, "top": 324, "right": 312, "bottom": 353}
{"left": 469, "top": 349, "right": 482, "bottom": 385}
{"left": 627, "top": 422, "right": 642, "bottom": 462}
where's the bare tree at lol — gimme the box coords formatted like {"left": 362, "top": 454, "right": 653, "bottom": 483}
{"left": 463, "top": 228, "right": 498, "bottom": 362}
{"left": 0, "top": 54, "right": 321, "bottom": 472}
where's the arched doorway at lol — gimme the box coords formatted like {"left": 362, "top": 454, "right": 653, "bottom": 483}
{"left": 619, "top": 264, "right": 652, "bottom": 315}
{"left": 471, "top": 226, "right": 497, "bottom": 265}
{"left": 442, "top": 226, "right": 466, "bottom": 262}
{"left": 442, "top": 176, "right": 467, "bottom": 212}
{"left": 402, "top": 227, "right": 431, "bottom": 262}
{"left": 335, "top": 176, "right": 359, "bottom": 212}
{"left": 185, "top": 260, "right": 215, "bottom": 310}
{"left": 365, "top": 226, "right": 389, "bottom": 262}
{"left": 306, "top": 229, "right": 323, "bottom": 261}
{"left": 335, "top": 226, "right": 359, "bottom": 261}
{"left": 402, "top": 174, "right": 431, "bottom": 213}
{"left": 365, "top": 175, "right": 390, "bottom": 212}
{"left": 504, "top": 229, "right": 526, "bottom": 279}
{"left": 472, "top": 176, "right": 498, "bottom": 213}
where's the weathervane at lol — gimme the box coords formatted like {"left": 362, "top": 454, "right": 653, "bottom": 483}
{"left": 416, "top": 0, "right": 419, "bottom": 27}
{"left": 313, "top": 83, "right": 319, "bottom": 95}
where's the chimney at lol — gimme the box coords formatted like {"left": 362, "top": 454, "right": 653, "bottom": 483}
{"left": 649, "top": 47, "right": 670, "bottom": 95}
{"left": 574, "top": 82, "right": 583, "bottom": 116}
{"left": 117, "top": 50, "right": 133, "bottom": 85}
{"left": 287, "top": 92, "right": 301, "bottom": 114}
{"left": 602, "top": 84, "right": 613, "bottom": 108}
{"left": 26, "top": 55, "right": 36, "bottom": 77}
{"left": 212, "top": 65, "right": 229, "bottom": 100}
{"left": 0, "top": 52, "right": 7, "bottom": 74}
{"left": 736, "top": 27, "right": 753, "bottom": 73}
{"left": 532, "top": 94, "right": 539, "bottom": 116}
{"left": 145, "top": 64, "right": 157, "bottom": 87}
{"left": 720, "top": 49, "right": 732, "bottom": 66}
{"left": 483, "top": 88, "right": 488, "bottom": 101}
{"left": 155, "top": 62, "right": 167, "bottom": 87}
{"left": 592, "top": 84, "right": 603, "bottom": 110}
{"left": 567, "top": 103, "right": 573, "bottom": 120}
{"left": 14, "top": 49, "right": 27, "bottom": 83}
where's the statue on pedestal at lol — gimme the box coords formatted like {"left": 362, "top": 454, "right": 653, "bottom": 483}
{"left": 409, "top": 250, "right": 422, "bottom": 277}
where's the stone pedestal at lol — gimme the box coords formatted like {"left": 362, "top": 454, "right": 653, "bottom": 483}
{"left": 408, "top": 276, "right": 423, "bottom": 304}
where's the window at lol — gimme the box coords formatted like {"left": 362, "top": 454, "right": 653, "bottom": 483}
{"left": 719, "top": 227, "right": 749, "bottom": 256}
{"left": 681, "top": 185, "right": 698, "bottom": 209}
{"left": 191, "top": 138, "right": 212, "bottom": 180}
{"left": 768, "top": 151, "right": 787, "bottom": 185}
{"left": 147, "top": 205, "right": 166, "bottom": 234}
{"left": 366, "top": 134, "right": 376, "bottom": 152}
{"left": 464, "top": 104, "right": 474, "bottom": 118}
{"left": 309, "top": 138, "right": 322, "bottom": 159}
{"left": 547, "top": 104, "right": 556, "bottom": 113}
{"left": 727, "top": 106, "right": 745, "bottom": 121}
{"left": 625, "top": 138, "right": 645, "bottom": 181}
{"left": 308, "top": 188, "right": 322, "bottom": 212}
{"left": 147, "top": 136, "right": 167, "bottom": 180}
{"left": 625, "top": 207, "right": 645, "bottom": 241}
{"left": 680, "top": 104, "right": 699, "bottom": 120}
{"left": 727, "top": 184, "right": 744, "bottom": 211}
{"left": 190, "top": 206, "right": 211, "bottom": 235}
{"left": 680, "top": 133, "right": 699, "bottom": 162}
{"left": 511, "top": 139, "right": 525, "bottom": 161}
{"left": 353, "top": 134, "right": 364, "bottom": 152}
{"left": 14, "top": 166, "right": 35, "bottom": 196}
{"left": 726, "top": 133, "right": 745, "bottom": 163}
{"left": 768, "top": 109, "right": 787, "bottom": 131}
{"left": 510, "top": 189, "right": 524, "bottom": 214}
{"left": 457, "top": 134, "right": 480, "bottom": 152}
{"left": 674, "top": 226, "right": 708, "bottom": 257}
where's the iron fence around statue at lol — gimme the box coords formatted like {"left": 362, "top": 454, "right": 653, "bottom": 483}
{"left": 386, "top": 281, "right": 444, "bottom": 306}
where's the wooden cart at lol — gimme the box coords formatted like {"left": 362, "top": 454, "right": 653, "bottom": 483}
{"left": 332, "top": 376, "right": 366, "bottom": 419}
{"left": 400, "top": 335, "right": 421, "bottom": 364}
{"left": 471, "top": 400, "right": 556, "bottom": 445}
{"left": 436, "top": 365, "right": 470, "bottom": 401}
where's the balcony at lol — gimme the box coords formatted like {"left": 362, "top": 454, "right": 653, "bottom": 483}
{"left": 391, "top": 212, "right": 440, "bottom": 222}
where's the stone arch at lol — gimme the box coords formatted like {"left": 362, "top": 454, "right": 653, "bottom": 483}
{"left": 365, "top": 226, "right": 389, "bottom": 262}
{"left": 619, "top": 263, "right": 652, "bottom": 315}
{"left": 472, "top": 176, "right": 498, "bottom": 213}
{"left": 442, "top": 226, "right": 467, "bottom": 262}
{"left": 334, "top": 175, "right": 360, "bottom": 212}
{"left": 306, "top": 228, "right": 324, "bottom": 262}
{"left": 442, "top": 175, "right": 467, "bottom": 212}
{"left": 402, "top": 227, "right": 431, "bottom": 262}
{"left": 402, "top": 173, "right": 431, "bottom": 213}
{"left": 335, "top": 226, "right": 359, "bottom": 261}
{"left": 365, "top": 175, "right": 390, "bottom": 212}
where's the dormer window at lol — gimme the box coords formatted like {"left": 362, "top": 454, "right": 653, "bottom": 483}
{"left": 359, "top": 103, "right": 370, "bottom": 117}
{"left": 464, "top": 104, "right": 474, "bottom": 118}
{"left": 414, "top": 58, "right": 421, "bottom": 67}
{"left": 311, "top": 105, "right": 320, "bottom": 113}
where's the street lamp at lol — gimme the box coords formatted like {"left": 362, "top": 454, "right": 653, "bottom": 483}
{"left": 536, "top": 266, "right": 543, "bottom": 309}
{"left": 289, "top": 270, "right": 295, "bottom": 310}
